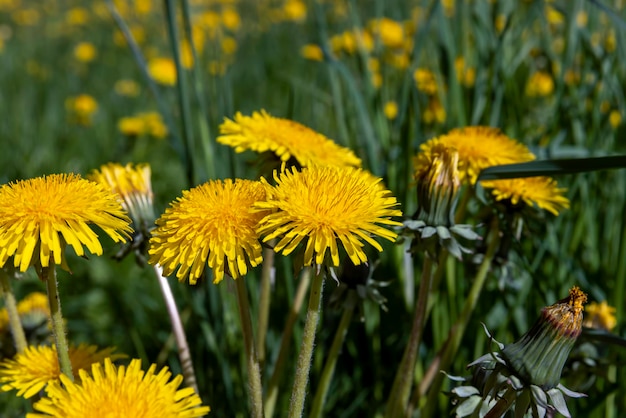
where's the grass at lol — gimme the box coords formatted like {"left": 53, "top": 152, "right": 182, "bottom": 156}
{"left": 0, "top": 0, "right": 625, "bottom": 416}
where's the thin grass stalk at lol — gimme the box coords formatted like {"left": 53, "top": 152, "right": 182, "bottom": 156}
{"left": 0, "top": 270, "right": 27, "bottom": 353}
{"left": 153, "top": 264, "right": 198, "bottom": 393}
{"left": 180, "top": 0, "right": 216, "bottom": 179}
{"left": 235, "top": 276, "right": 264, "bottom": 418}
{"left": 385, "top": 255, "right": 434, "bottom": 418}
{"left": 265, "top": 268, "right": 312, "bottom": 418}
{"left": 163, "top": 0, "right": 197, "bottom": 184}
{"left": 105, "top": 0, "right": 188, "bottom": 181}
{"left": 417, "top": 219, "right": 500, "bottom": 417}
{"left": 309, "top": 291, "right": 357, "bottom": 418}
{"left": 257, "top": 244, "right": 276, "bottom": 368}
{"left": 288, "top": 267, "right": 325, "bottom": 418}
{"left": 42, "top": 267, "right": 73, "bottom": 381}
{"left": 613, "top": 217, "right": 626, "bottom": 324}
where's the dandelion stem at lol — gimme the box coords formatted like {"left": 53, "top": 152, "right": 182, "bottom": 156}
{"left": 309, "top": 291, "right": 357, "bottom": 418}
{"left": 288, "top": 267, "right": 325, "bottom": 418}
{"left": 257, "top": 244, "right": 276, "bottom": 368}
{"left": 265, "top": 268, "right": 311, "bottom": 418}
{"left": 43, "top": 267, "right": 73, "bottom": 381}
{"left": 153, "top": 264, "right": 198, "bottom": 393}
{"left": 385, "top": 255, "right": 434, "bottom": 418}
{"left": 0, "top": 270, "right": 27, "bottom": 353}
{"left": 418, "top": 219, "right": 500, "bottom": 418}
{"left": 484, "top": 386, "right": 517, "bottom": 418}
{"left": 235, "top": 276, "right": 264, "bottom": 418}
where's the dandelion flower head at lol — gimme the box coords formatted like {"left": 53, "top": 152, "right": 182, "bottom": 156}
{"left": 27, "top": 358, "right": 210, "bottom": 418}
{"left": 0, "top": 344, "right": 123, "bottom": 399}
{"left": 217, "top": 110, "right": 362, "bottom": 168}
{"left": 584, "top": 300, "right": 617, "bottom": 332}
{"left": 416, "top": 127, "right": 535, "bottom": 184}
{"left": 0, "top": 174, "right": 132, "bottom": 273}
{"left": 255, "top": 166, "right": 402, "bottom": 267}
{"left": 149, "top": 179, "right": 267, "bottom": 284}
{"left": 480, "top": 176, "right": 570, "bottom": 216}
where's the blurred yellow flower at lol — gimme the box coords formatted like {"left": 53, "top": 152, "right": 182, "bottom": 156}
{"left": 480, "top": 177, "right": 570, "bottom": 216}
{"left": 422, "top": 97, "right": 446, "bottom": 125}
{"left": 454, "top": 57, "right": 476, "bottom": 87}
{"left": 65, "top": 94, "right": 98, "bottom": 126}
{"left": 221, "top": 36, "right": 238, "bottom": 55}
{"left": 113, "top": 25, "right": 145, "bottom": 47}
{"left": 221, "top": 7, "right": 241, "bottom": 31}
{"left": 300, "top": 44, "right": 323, "bottom": 61}
{"left": 545, "top": 6, "right": 564, "bottom": 25}
{"left": 369, "top": 17, "right": 405, "bottom": 49}
{"left": 384, "top": 101, "right": 398, "bottom": 120}
{"left": 584, "top": 301, "right": 617, "bottom": 331}
{"left": 218, "top": 110, "right": 362, "bottom": 168}
{"left": 441, "top": 0, "right": 455, "bottom": 16}
{"left": 414, "top": 68, "right": 439, "bottom": 95}
{"left": 208, "top": 60, "right": 228, "bottom": 76}
{"left": 148, "top": 57, "right": 177, "bottom": 86}
{"left": 605, "top": 30, "right": 616, "bottom": 52}
{"left": 118, "top": 117, "right": 145, "bottom": 137}
{"left": 12, "top": 9, "right": 39, "bottom": 26}
{"left": 495, "top": 14, "right": 507, "bottom": 33}
{"left": 609, "top": 110, "right": 622, "bottom": 129}
{"left": 371, "top": 72, "right": 382, "bottom": 89}
{"left": 114, "top": 79, "right": 140, "bottom": 97}
{"left": 180, "top": 40, "right": 194, "bottom": 69}
{"left": 0, "top": 292, "right": 49, "bottom": 334}
{"left": 283, "top": 0, "right": 307, "bottom": 22}
{"left": 117, "top": 112, "right": 168, "bottom": 139}
{"left": 525, "top": 71, "right": 554, "bottom": 97}
{"left": 65, "top": 7, "right": 89, "bottom": 25}
{"left": 73, "top": 42, "right": 97, "bottom": 63}
{"left": 575, "top": 10, "right": 588, "bottom": 28}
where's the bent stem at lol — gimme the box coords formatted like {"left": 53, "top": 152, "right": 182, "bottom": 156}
{"left": 153, "top": 264, "right": 198, "bottom": 393}
{"left": 42, "top": 266, "right": 73, "bottom": 381}
{"left": 417, "top": 220, "right": 500, "bottom": 418}
{"left": 0, "top": 269, "right": 27, "bottom": 353}
{"left": 385, "top": 256, "right": 434, "bottom": 417}
{"left": 235, "top": 276, "right": 264, "bottom": 418}
{"left": 288, "top": 267, "right": 325, "bottom": 418}
{"left": 309, "top": 291, "right": 357, "bottom": 418}
{"left": 265, "top": 268, "right": 312, "bottom": 418}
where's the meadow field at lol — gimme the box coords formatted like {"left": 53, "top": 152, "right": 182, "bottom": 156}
{"left": 0, "top": 0, "right": 625, "bottom": 417}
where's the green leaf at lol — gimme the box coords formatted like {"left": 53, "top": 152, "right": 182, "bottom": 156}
{"left": 476, "top": 156, "right": 626, "bottom": 181}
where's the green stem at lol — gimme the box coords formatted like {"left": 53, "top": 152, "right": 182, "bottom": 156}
{"left": 235, "top": 277, "right": 264, "bottom": 418}
{"left": 265, "top": 268, "right": 311, "bottom": 418}
{"left": 43, "top": 267, "right": 73, "bottom": 381}
{"left": 288, "top": 267, "right": 325, "bottom": 418}
{"left": 257, "top": 244, "right": 276, "bottom": 368}
{"left": 153, "top": 265, "right": 198, "bottom": 393}
{"left": 385, "top": 256, "right": 434, "bottom": 418}
{"left": 0, "top": 270, "right": 27, "bottom": 353}
{"left": 484, "top": 386, "right": 517, "bottom": 418}
{"left": 309, "top": 291, "right": 357, "bottom": 418}
{"left": 418, "top": 221, "right": 500, "bottom": 418}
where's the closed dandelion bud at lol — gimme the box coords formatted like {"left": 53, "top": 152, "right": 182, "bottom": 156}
{"left": 502, "top": 287, "right": 587, "bottom": 390}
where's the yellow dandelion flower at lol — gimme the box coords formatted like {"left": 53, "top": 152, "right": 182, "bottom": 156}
{"left": 525, "top": 71, "right": 555, "bottom": 97}
{"left": 300, "top": 44, "right": 323, "bottom": 61}
{"left": 384, "top": 101, "right": 399, "bottom": 120}
{"left": 65, "top": 8, "right": 89, "bottom": 26}
{"left": 89, "top": 163, "right": 154, "bottom": 227}
{"left": 0, "top": 344, "right": 123, "bottom": 399}
{"left": 0, "top": 291, "right": 49, "bottom": 333}
{"left": 422, "top": 97, "right": 446, "bottom": 124}
{"left": 609, "top": 110, "right": 622, "bottom": 128}
{"left": 255, "top": 166, "right": 402, "bottom": 267}
{"left": 140, "top": 111, "right": 168, "bottom": 139}
{"left": 65, "top": 94, "right": 98, "bottom": 125}
{"left": 416, "top": 126, "right": 535, "bottom": 184}
{"left": 147, "top": 57, "right": 177, "bottom": 86}
{"left": 114, "top": 79, "right": 141, "bottom": 97}
{"left": 221, "top": 36, "right": 238, "bottom": 55}
{"left": 413, "top": 68, "right": 438, "bottom": 95}
{"left": 221, "top": 7, "right": 241, "bottom": 31}
{"left": 283, "top": 0, "right": 307, "bottom": 22}
{"left": 149, "top": 179, "right": 267, "bottom": 284}
{"left": 27, "top": 358, "right": 210, "bottom": 418}
{"left": 0, "top": 174, "right": 132, "bottom": 273}
{"left": 73, "top": 42, "right": 96, "bottom": 63}
{"left": 576, "top": 10, "right": 588, "bottom": 28}
{"left": 584, "top": 301, "right": 617, "bottom": 332}
{"left": 480, "top": 176, "right": 570, "bottom": 216}
{"left": 218, "top": 110, "right": 362, "bottom": 168}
